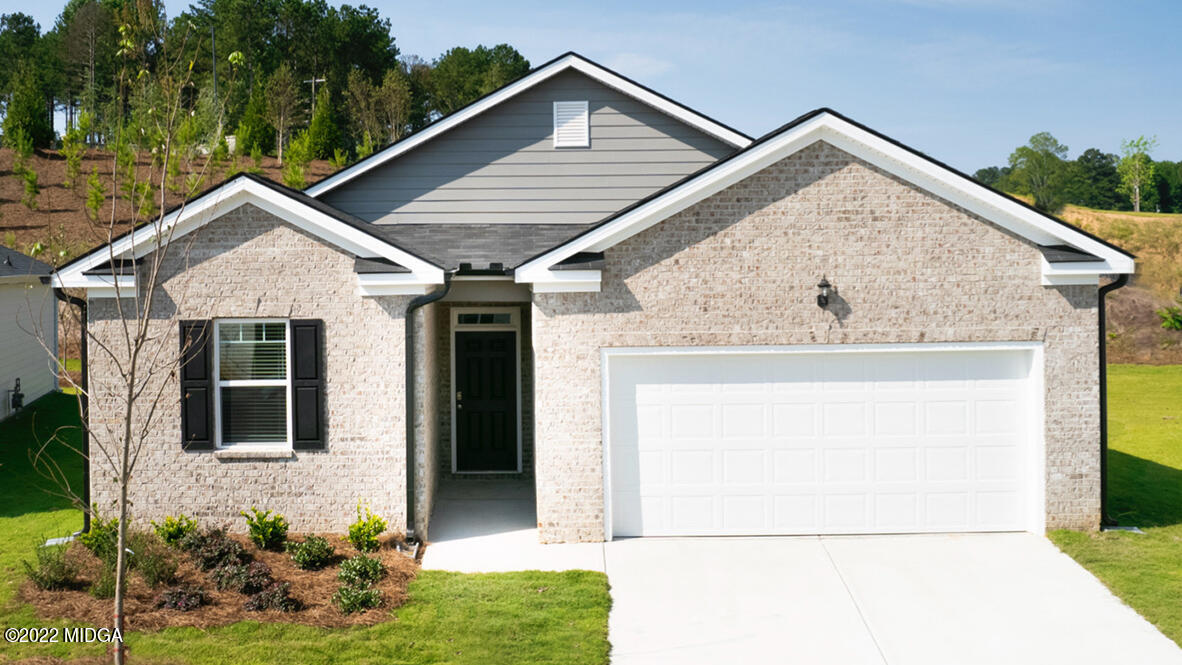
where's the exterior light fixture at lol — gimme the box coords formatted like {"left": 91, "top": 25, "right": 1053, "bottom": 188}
{"left": 817, "top": 277, "right": 831, "bottom": 308}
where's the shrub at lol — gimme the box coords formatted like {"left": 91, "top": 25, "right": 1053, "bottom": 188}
{"left": 212, "top": 561, "right": 273, "bottom": 595}
{"left": 89, "top": 567, "right": 122, "bottom": 599}
{"left": 346, "top": 502, "right": 387, "bottom": 553}
{"left": 156, "top": 585, "right": 208, "bottom": 611}
{"left": 241, "top": 507, "right": 289, "bottom": 550}
{"left": 244, "top": 581, "right": 300, "bottom": 612}
{"left": 189, "top": 529, "right": 248, "bottom": 571}
{"left": 285, "top": 535, "right": 334, "bottom": 570}
{"left": 79, "top": 516, "right": 120, "bottom": 567}
{"left": 332, "top": 585, "right": 382, "bottom": 614}
{"left": 151, "top": 515, "right": 198, "bottom": 547}
{"left": 136, "top": 544, "right": 178, "bottom": 588}
{"left": 338, "top": 554, "right": 384, "bottom": 588}
{"left": 1157, "top": 305, "right": 1182, "bottom": 331}
{"left": 22, "top": 543, "right": 79, "bottom": 590}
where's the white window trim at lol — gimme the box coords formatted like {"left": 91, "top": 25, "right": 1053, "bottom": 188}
{"left": 553, "top": 100, "right": 590, "bottom": 148}
{"left": 449, "top": 307, "right": 524, "bottom": 474}
{"left": 599, "top": 341, "right": 1046, "bottom": 542}
{"left": 212, "top": 318, "right": 293, "bottom": 450}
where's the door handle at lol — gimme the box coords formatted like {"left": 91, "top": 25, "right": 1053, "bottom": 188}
{"left": 456, "top": 391, "right": 463, "bottom": 409}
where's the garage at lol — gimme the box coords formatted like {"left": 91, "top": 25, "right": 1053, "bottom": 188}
{"left": 604, "top": 344, "right": 1044, "bottom": 538}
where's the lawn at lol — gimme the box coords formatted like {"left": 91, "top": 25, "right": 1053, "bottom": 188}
{"left": 1049, "top": 364, "right": 1182, "bottom": 647}
{"left": 0, "top": 392, "right": 611, "bottom": 664}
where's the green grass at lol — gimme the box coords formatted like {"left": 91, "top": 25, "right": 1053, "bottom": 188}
{"left": 1049, "top": 364, "right": 1182, "bottom": 646}
{"left": 0, "top": 392, "right": 611, "bottom": 664}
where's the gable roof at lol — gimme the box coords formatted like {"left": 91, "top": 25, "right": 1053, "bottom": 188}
{"left": 304, "top": 52, "right": 753, "bottom": 198}
{"left": 0, "top": 246, "right": 52, "bottom": 279}
{"left": 515, "top": 108, "right": 1135, "bottom": 286}
{"left": 53, "top": 172, "right": 444, "bottom": 292}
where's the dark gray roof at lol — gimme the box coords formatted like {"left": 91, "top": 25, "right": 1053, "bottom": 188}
{"left": 552, "top": 252, "right": 605, "bottom": 271}
{"left": 0, "top": 246, "right": 52, "bottom": 278}
{"left": 1038, "top": 244, "right": 1103, "bottom": 263}
{"left": 83, "top": 258, "right": 143, "bottom": 276}
{"left": 353, "top": 256, "right": 410, "bottom": 273}
{"left": 368, "top": 223, "right": 595, "bottom": 272}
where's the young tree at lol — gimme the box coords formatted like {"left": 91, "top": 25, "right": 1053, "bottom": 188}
{"left": 377, "top": 68, "right": 411, "bottom": 143}
{"left": 27, "top": 20, "right": 242, "bottom": 664}
{"left": 304, "top": 86, "right": 340, "bottom": 160}
{"left": 265, "top": 63, "right": 300, "bottom": 164}
{"left": 1008, "top": 132, "right": 1068, "bottom": 213}
{"left": 3, "top": 63, "right": 55, "bottom": 148}
{"left": 1117, "top": 136, "right": 1157, "bottom": 213}
{"left": 344, "top": 68, "right": 380, "bottom": 145}
{"left": 234, "top": 85, "right": 275, "bottom": 155}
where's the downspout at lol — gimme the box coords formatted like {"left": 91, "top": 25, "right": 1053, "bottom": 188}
{"left": 404, "top": 272, "right": 454, "bottom": 543}
{"left": 1098, "top": 273, "right": 1129, "bottom": 527}
{"left": 53, "top": 286, "right": 90, "bottom": 534}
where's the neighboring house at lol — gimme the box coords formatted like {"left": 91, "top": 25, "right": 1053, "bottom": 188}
{"left": 0, "top": 246, "right": 57, "bottom": 420}
{"left": 52, "top": 53, "right": 1134, "bottom": 543}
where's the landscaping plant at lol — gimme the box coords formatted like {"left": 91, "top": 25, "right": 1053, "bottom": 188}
{"left": 212, "top": 561, "right": 274, "bottom": 595}
{"left": 338, "top": 554, "right": 385, "bottom": 588}
{"left": 136, "top": 546, "right": 178, "bottom": 588}
{"left": 90, "top": 567, "right": 122, "bottom": 599}
{"left": 244, "top": 581, "right": 300, "bottom": 612}
{"left": 151, "top": 514, "right": 198, "bottom": 547}
{"left": 332, "top": 584, "right": 382, "bottom": 614}
{"left": 79, "top": 515, "right": 120, "bottom": 567}
{"left": 22, "top": 542, "right": 79, "bottom": 590}
{"left": 347, "top": 502, "right": 387, "bottom": 553}
{"left": 285, "top": 535, "right": 335, "bottom": 570}
{"left": 156, "top": 585, "right": 208, "bottom": 612}
{"left": 241, "top": 507, "right": 289, "bottom": 550}
{"left": 187, "top": 529, "right": 249, "bottom": 571}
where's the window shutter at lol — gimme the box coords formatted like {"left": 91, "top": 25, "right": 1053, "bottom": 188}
{"left": 179, "top": 320, "right": 214, "bottom": 450}
{"left": 553, "top": 101, "right": 589, "bottom": 148}
{"left": 290, "top": 319, "right": 325, "bottom": 450}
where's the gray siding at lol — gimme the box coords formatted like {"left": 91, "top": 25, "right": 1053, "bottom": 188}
{"left": 322, "top": 70, "right": 736, "bottom": 224}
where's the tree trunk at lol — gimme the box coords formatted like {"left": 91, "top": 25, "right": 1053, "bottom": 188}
{"left": 1134, "top": 183, "right": 1141, "bottom": 213}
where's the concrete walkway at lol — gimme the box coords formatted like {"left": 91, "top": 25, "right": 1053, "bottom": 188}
{"left": 422, "top": 485, "right": 1180, "bottom": 664}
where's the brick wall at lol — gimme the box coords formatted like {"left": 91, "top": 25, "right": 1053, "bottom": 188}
{"left": 88, "top": 204, "right": 413, "bottom": 534}
{"left": 531, "top": 141, "right": 1099, "bottom": 542}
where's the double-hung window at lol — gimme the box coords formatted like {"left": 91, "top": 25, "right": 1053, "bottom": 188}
{"left": 214, "top": 320, "right": 291, "bottom": 448}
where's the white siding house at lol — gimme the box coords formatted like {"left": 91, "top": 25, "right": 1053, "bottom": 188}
{"left": 0, "top": 247, "right": 57, "bottom": 420}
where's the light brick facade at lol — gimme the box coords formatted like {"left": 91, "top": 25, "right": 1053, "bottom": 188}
{"left": 531, "top": 141, "right": 1099, "bottom": 542}
{"left": 88, "top": 204, "right": 418, "bottom": 535}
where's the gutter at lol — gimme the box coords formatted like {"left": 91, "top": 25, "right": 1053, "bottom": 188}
{"left": 1098, "top": 273, "right": 1129, "bottom": 527}
{"left": 52, "top": 286, "right": 90, "bottom": 534}
{"left": 403, "top": 272, "right": 454, "bottom": 543}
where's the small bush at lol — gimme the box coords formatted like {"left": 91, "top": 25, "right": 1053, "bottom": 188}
{"left": 156, "top": 585, "right": 208, "bottom": 611}
{"left": 332, "top": 585, "right": 382, "bottom": 614}
{"left": 346, "top": 502, "right": 387, "bottom": 553}
{"left": 241, "top": 507, "right": 289, "bottom": 550}
{"left": 136, "top": 545, "right": 178, "bottom": 588}
{"left": 189, "top": 529, "right": 248, "bottom": 571}
{"left": 79, "top": 516, "right": 120, "bottom": 567}
{"left": 22, "top": 543, "right": 79, "bottom": 590}
{"left": 178, "top": 526, "right": 214, "bottom": 554}
{"left": 1157, "top": 305, "right": 1182, "bottom": 331}
{"left": 285, "top": 535, "right": 334, "bottom": 570}
{"left": 338, "top": 554, "right": 384, "bottom": 588}
{"left": 212, "top": 561, "right": 273, "bottom": 595}
{"left": 89, "top": 567, "right": 122, "bottom": 599}
{"left": 151, "top": 515, "right": 198, "bottom": 547}
{"left": 244, "top": 581, "right": 300, "bottom": 612}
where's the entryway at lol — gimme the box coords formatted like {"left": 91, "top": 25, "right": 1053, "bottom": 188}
{"left": 450, "top": 307, "right": 523, "bottom": 473}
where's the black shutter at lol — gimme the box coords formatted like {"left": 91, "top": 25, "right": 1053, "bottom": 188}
{"left": 290, "top": 319, "right": 325, "bottom": 450}
{"left": 179, "top": 320, "right": 214, "bottom": 450}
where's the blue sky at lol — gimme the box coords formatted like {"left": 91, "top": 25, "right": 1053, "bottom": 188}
{"left": 21, "top": 0, "right": 1180, "bottom": 171}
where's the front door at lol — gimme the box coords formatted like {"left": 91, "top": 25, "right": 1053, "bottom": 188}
{"left": 454, "top": 330, "right": 518, "bottom": 472}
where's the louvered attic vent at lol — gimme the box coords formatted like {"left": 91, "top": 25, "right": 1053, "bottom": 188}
{"left": 553, "top": 101, "right": 589, "bottom": 148}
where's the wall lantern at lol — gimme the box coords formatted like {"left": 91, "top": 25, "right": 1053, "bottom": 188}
{"left": 816, "top": 277, "right": 832, "bottom": 308}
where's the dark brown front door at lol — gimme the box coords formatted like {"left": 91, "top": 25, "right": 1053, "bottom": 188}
{"left": 455, "top": 331, "right": 518, "bottom": 472}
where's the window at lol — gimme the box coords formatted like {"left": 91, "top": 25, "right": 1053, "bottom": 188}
{"left": 214, "top": 320, "right": 290, "bottom": 447}
{"left": 457, "top": 313, "right": 512, "bottom": 325}
{"left": 553, "top": 101, "right": 589, "bottom": 148}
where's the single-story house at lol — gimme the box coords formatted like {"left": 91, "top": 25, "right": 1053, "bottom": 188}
{"left": 52, "top": 52, "right": 1134, "bottom": 543}
{"left": 0, "top": 246, "right": 57, "bottom": 420}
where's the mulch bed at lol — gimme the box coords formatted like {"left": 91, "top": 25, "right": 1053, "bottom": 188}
{"left": 19, "top": 534, "right": 418, "bottom": 631}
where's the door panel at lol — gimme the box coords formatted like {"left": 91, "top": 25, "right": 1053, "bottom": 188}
{"left": 455, "top": 331, "right": 518, "bottom": 471}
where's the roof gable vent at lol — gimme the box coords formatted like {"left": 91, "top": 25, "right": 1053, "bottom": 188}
{"left": 553, "top": 101, "right": 589, "bottom": 148}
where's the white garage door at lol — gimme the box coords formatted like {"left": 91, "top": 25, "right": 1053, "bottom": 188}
{"left": 606, "top": 345, "right": 1042, "bottom": 537}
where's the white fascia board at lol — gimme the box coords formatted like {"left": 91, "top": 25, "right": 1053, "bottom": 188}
{"left": 517, "top": 112, "right": 1134, "bottom": 284}
{"left": 305, "top": 54, "right": 751, "bottom": 198}
{"left": 52, "top": 272, "right": 136, "bottom": 290}
{"left": 527, "top": 270, "right": 601, "bottom": 293}
{"left": 1040, "top": 258, "right": 1110, "bottom": 286}
{"left": 53, "top": 178, "right": 444, "bottom": 292}
{"left": 356, "top": 272, "right": 437, "bottom": 296}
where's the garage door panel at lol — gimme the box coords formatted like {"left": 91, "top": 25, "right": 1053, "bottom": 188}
{"left": 609, "top": 348, "right": 1037, "bottom": 537}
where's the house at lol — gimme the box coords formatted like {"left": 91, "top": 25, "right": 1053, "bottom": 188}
{"left": 0, "top": 246, "right": 57, "bottom": 420}
{"left": 52, "top": 53, "right": 1134, "bottom": 543}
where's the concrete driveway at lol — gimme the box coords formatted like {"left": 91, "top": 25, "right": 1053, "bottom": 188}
{"left": 605, "top": 533, "right": 1182, "bottom": 665}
